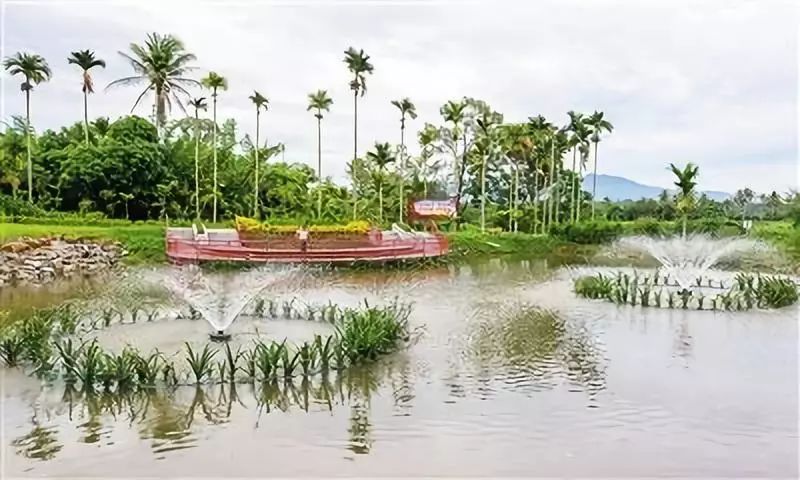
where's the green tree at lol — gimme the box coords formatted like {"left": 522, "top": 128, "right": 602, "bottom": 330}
{"left": 415, "top": 123, "right": 440, "bottom": 199}
{"left": 108, "top": 33, "right": 199, "bottom": 132}
{"left": 248, "top": 91, "right": 269, "bottom": 217}
{"left": 669, "top": 162, "right": 699, "bottom": 237}
{"left": 67, "top": 50, "right": 106, "bottom": 145}
{"left": 3, "top": 52, "right": 52, "bottom": 202}
{"left": 565, "top": 111, "right": 589, "bottom": 223}
{"left": 365, "top": 142, "right": 396, "bottom": 223}
{"left": 474, "top": 110, "right": 504, "bottom": 232}
{"left": 188, "top": 97, "right": 207, "bottom": 220}
{"left": 307, "top": 90, "right": 333, "bottom": 218}
{"left": 343, "top": 47, "right": 374, "bottom": 219}
{"left": 585, "top": 110, "right": 613, "bottom": 219}
{"left": 201, "top": 71, "right": 228, "bottom": 222}
{"left": 390, "top": 97, "right": 417, "bottom": 223}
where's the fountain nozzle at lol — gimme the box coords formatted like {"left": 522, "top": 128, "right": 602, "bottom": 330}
{"left": 209, "top": 330, "right": 231, "bottom": 342}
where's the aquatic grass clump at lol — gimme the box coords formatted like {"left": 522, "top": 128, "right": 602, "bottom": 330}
{"left": 573, "top": 272, "right": 799, "bottom": 312}
{"left": 185, "top": 343, "right": 217, "bottom": 384}
{"left": 754, "top": 276, "right": 798, "bottom": 308}
{"left": 335, "top": 301, "right": 411, "bottom": 362}
{"left": 573, "top": 275, "right": 615, "bottom": 299}
{"left": 2, "top": 299, "right": 414, "bottom": 391}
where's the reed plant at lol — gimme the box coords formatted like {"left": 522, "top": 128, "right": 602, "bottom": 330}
{"left": 184, "top": 343, "right": 217, "bottom": 384}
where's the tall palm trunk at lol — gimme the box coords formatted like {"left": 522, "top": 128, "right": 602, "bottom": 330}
{"left": 352, "top": 88, "right": 359, "bottom": 220}
{"left": 194, "top": 110, "right": 200, "bottom": 220}
{"left": 480, "top": 155, "right": 487, "bottom": 233}
{"left": 507, "top": 170, "right": 513, "bottom": 231}
{"left": 453, "top": 134, "right": 468, "bottom": 229}
{"left": 378, "top": 170, "right": 383, "bottom": 223}
{"left": 547, "top": 141, "right": 555, "bottom": 232}
{"left": 570, "top": 147, "right": 577, "bottom": 223}
{"left": 576, "top": 160, "right": 583, "bottom": 222}
{"left": 554, "top": 157, "right": 561, "bottom": 225}
{"left": 532, "top": 161, "right": 539, "bottom": 234}
{"left": 591, "top": 140, "right": 599, "bottom": 219}
{"left": 316, "top": 115, "right": 322, "bottom": 219}
{"left": 252, "top": 108, "right": 260, "bottom": 218}
{"left": 398, "top": 119, "right": 405, "bottom": 224}
{"left": 25, "top": 88, "right": 32, "bottom": 203}
{"left": 513, "top": 164, "right": 520, "bottom": 232}
{"left": 211, "top": 92, "right": 219, "bottom": 223}
{"left": 83, "top": 89, "right": 89, "bottom": 145}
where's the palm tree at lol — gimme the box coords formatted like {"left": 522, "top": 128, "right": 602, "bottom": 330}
{"left": 248, "top": 91, "right": 269, "bottom": 217}
{"left": 441, "top": 99, "right": 467, "bottom": 220}
{"left": 669, "top": 162, "right": 699, "bottom": 237}
{"left": 390, "top": 98, "right": 417, "bottom": 223}
{"left": 201, "top": 72, "right": 228, "bottom": 223}
{"left": 565, "top": 111, "right": 586, "bottom": 223}
{"left": 343, "top": 47, "right": 374, "bottom": 219}
{"left": 475, "top": 112, "right": 502, "bottom": 233}
{"left": 366, "top": 142, "right": 395, "bottom": 223}
{"left": 3, "top": 52, "right": 52, "bottom": 202}
{"left": 307, "top": 90, "right": 333, "bottom": 219}
{"left": 502, "top": 124, "right": 531, "bottom": 232}
{"left": 189, "top": 97, "right": 207, "bottom": 220}
{"left": 416, "top": 123, "right": 439, "bottom": 199}
{"left": 67, "top": 50, "right": 105, "bottom": 145}
{"left": 586, "top": 110, "right": 614, "bottom": 219}
{"left": 107, "top": 33, "right": 199, "bottom": 132}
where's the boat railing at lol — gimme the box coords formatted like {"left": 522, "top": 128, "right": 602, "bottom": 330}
{"left": 166, "top": 231, "right": 448, "bottom": 262}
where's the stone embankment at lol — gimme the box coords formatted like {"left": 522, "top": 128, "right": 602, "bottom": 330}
{"left": 0, "top": 237, "right": 126, "bottom": 287}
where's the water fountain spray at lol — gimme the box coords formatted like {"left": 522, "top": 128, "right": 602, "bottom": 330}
{"left": 160, "top": 264, "right": 298, "bottom": 341}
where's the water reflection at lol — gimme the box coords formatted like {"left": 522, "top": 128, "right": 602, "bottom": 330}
{"left": 467, "top": 304, "right": 607, "bottom": 397}
{"left": 12, "top": 364, "right": 391, "bottom": 462}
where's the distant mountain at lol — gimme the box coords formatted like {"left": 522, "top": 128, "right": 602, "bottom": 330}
{"left": 582, "top": 174, "right": 731, "bottom": 202}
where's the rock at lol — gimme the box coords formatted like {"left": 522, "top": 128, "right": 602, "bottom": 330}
{"left": 0, "top": 237, "right": 124, "bottom": 288}
{"left": 1, "top": 241, "right": 31, "bottom": 253}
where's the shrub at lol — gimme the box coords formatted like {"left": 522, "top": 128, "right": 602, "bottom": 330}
{"left": 755, "top": 276, "right": 798, "bottom": 308}
{"left": 550, "top": 221, "right": 623, "bottom": 244}
{"left": 628, "top": 217, "right": 667, "bottom": 236}
{"left": 574, "top": 275, "right": 615, "bottom": 299}
{"left": 335, "top": 301, "right": 410, "bottom": 362}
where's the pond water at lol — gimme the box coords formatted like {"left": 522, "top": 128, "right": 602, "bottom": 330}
{"left": 1, "top": 257, "right": 797, "bottom": 477}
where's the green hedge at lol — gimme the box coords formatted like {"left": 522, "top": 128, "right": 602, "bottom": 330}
{"left": 549, "top": 221, "right": 624, "bottom": 244}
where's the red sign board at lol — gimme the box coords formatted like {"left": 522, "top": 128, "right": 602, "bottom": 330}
{"left": 409, "top": 199, "right": 457, "bottom": 219}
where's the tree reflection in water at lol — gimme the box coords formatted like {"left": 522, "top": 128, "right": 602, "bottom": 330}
{"left": 468, "top": 304, "right": 607, "bottom": 398}
{"left": 17, "top": 365, "right": 389, "bottom": 461}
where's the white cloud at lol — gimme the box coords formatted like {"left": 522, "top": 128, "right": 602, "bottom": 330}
{"left": 1, "top": 0, "right": 796, "bottom": 194}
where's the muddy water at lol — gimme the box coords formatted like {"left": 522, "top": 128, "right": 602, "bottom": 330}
{"left": 1, "top": 258, "right": 797, "bottom": 477}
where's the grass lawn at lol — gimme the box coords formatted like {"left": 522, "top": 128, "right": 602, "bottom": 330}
{"left": 0, "top": 223, "right": 166, "bottom": 263}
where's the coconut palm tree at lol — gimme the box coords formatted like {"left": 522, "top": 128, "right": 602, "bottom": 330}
{"left": 501, "top": 123, "right": 532, "bottom": 232}
{"left": 189, "top": 97, "right": 207, "bottom": 220}
{"left": 365, "top": 142, "right": 395, "bottom": 223}
{"left": 307, "top": 90, "right": 333, "bottom": 219}
{"left": 669, "top": 162, "right": 699, "bottom": 237}
{"left": 248, "top": 91, "right": 269, "bottom": 217}
{"left": 416, "top": 123, "right": 439, "bottom": 199}
{"left": 586, "top": 110, "right": 614, "bottom": 219}
{"left": 201, "top": 71, "right": 228, "bottom": 223}
{"left": 575, "top": 140, "right": 590, "bottom": 222}
{"left": 527, "top": 115, "right": 555, "bottom": 233}
{"left": 565, "top": 111, "right": 586, "bottom": 223}
{"left": 343, "top": 47, "right": 374, "bottom": 219}
{"left": 390, "top": 97, "right": 417, "bottom": 223}
{"left": 108, "top": 33, "right": 199, "bottom": 132}
{"left": 3, "top": 52, "right": 52, "bottom": 202}
{"left": 67, "top": 50, "right": 105, "bottom": 145}
{"left": 474, "top": 112, "right": 503, "bottom": 233}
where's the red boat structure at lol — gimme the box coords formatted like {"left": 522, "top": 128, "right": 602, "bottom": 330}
{"left": 166, "top": 226, "right": 449, "bottom": 264}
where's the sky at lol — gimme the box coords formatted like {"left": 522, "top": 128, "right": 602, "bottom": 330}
{"left": 1, "top": 0, "right": 797, "bottom": 194}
